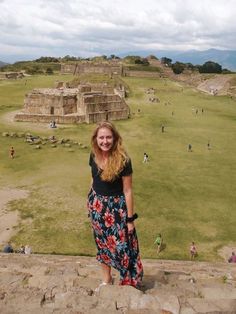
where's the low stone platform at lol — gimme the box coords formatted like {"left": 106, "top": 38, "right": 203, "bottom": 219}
{"left": 0, "top": 253, "right": 236, "bottom": 313}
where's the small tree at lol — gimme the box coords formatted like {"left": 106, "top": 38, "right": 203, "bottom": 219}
{"left": 123, "top": 55, "right": 142, "bottom": 64}
{"left": 109, "top": 54, "right": 120, "bottom": 59}
{"left": 198, "top": 61, "right": 222, "bottom": 73}
{"left": 171, "top": 62, "right": 185, "bottom": 74}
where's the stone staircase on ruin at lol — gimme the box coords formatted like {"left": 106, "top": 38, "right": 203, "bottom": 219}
{"left": 0, "top": 253, "right": 236, "bottom": 314}
{"left": 148, "top": 58, "right": 175, "bottom": 79}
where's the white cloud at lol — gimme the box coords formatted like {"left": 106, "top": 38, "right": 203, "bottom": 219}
{"left": 0, "top": 0, "right": 236, "bottom": 62}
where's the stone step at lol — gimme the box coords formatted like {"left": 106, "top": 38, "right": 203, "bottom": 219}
{"left": 0, "top": 253, "right": 235, "bottom": 314}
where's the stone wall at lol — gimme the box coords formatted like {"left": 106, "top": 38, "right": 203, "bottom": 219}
{"left": 82, "top": 93, "right": 129, "bottom": 123}
{"left": 14, "top": 113, "right": 85, "bottom": 124}
{"left": 78, "top": 84, "right": 93, "bottom": 93}
{"left": 85, "top": 83, "right": 114, "bottom": 94}
{"left": 61, "top": 62, "right": 122, "bottom": 76}
{"left": 60, "top": 61, "right": 168, "bottom": 80}
{"left": 15, "top": 84, "right": 129, "bottom": 124}
{"left": 23, "top": 89, "right": 78, "bottom": 116}
{"left": 123, "top": 70, "right": 161, "bottom": 78}
{"left": 0, "top": 72, "right": 25, "bottom": 80}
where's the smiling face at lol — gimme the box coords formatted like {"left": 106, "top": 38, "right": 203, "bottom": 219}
{"left": 96, "top": 127, "right": 114, "bottom": 153}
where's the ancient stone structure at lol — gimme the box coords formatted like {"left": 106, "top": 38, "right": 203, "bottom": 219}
{"left": 61, "top": 61, "right": 123, "bottom": 76}
{"left": 0, "top": 71, "right": 25, "bottom": 80}
{"left": 61, "top": 60, "right": 164, "bottom": 79}
{"left": 0, "top": 253, "right": 236, "bottom": 313}
{"left": 14, "top": 84, "right": 129, "bottom": 124}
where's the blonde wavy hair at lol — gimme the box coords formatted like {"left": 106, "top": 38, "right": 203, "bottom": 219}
{"left": 91, "top": 121, "right": 129, "bottom": 181}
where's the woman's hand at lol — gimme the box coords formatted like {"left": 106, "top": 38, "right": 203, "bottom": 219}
{"left": 127, "top": 221, "right": 135, "bottom": 233}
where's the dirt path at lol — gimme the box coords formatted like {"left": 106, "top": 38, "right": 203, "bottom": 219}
{"left": 0, "top": 110, "right": 72, "bottom": 132}
{"left": 0, "top": 110, "right": 52, "bottom": 132}
{"left": 0, "top": 188, "right": 29, "bottom": 246}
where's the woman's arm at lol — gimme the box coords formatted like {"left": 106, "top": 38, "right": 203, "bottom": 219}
{"left": 122, "top": 175, "right": 135, "bottom": 232}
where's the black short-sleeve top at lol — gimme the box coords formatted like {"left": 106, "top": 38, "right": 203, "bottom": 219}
{"left": 89, "top": 153, "right": 133, "bottom": 196}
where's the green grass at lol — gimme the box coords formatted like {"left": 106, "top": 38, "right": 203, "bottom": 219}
{"left": 0, "top": 73, "right": 236, "bottom": 261}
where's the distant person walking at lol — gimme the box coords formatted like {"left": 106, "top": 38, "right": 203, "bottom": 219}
{"left": 24, "top": 245, "right": 32, "bottom": 255}
{"left": 161, "top": 125, "right": 165, "bottom": 133}
{"left": 19, "top": 245, "right": 25, "bottom": 254}
{"left": 9, "top": 146, "right": 15, "bottom": 159}
{"left": 228, "top": 252, "right": 236, "bottom": 263}
{"left": 188, "top": 144, "right": 192, "bottom": 152}
{"left": 143, "top": 153, "right": 149, "bottom": 163}
{"left": 154, "top": 233, "right": 163, "bottom": 254}
{"left": 190, "top": 242, "right": 197, "bottom": 260}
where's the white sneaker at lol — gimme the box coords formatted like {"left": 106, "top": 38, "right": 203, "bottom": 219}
{"left": 95, "top": 282, "right": 108, "bottom": 293}
{"left": 95, "top": 279, "right": 113, "bottom": 293}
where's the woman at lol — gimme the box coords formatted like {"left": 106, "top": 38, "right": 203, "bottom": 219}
{"left": 87, "top": 121, "right": 143, "bottom": 290}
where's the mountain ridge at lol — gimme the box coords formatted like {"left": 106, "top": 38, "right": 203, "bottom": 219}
{"left": 0, "top": 60, "right": 9, "bottom": 68}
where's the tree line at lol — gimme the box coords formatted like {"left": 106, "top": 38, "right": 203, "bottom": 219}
{"left": 0, "top": 54, "right": 232, "bottom": 75}
{"left": 160, "top": 57, "right": 231, "bottom": 74}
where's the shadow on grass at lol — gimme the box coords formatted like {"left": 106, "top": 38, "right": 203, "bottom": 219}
{"left": 159, "top": 243, "right": 166, "bottom": 253}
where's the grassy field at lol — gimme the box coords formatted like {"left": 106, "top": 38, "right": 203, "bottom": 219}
{"left": 0, "top": 74, "right": 236, "bottom": 261}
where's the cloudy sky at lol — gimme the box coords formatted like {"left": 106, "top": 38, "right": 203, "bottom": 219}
{"left": 0, "top": 0, "right": 235, "bottom": 62}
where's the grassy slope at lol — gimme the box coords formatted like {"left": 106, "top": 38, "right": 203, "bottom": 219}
{"left": 0, "top": 74, "right": 235, "bottom": 261}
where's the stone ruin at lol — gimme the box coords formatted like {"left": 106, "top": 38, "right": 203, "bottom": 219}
{"left": 61, "top": 60, "right": 123, "bottom": 76}
{"left": 61, "top": 61, "right": 163, "bottom": 79}
{"left": 14, "top": 82, "right": 129, "bottom": 124}
{"left": 1, "top": 253, "right": 236, "bottom": 313}
{"left": 0, "top": 71, "right": 25, "bottom": 80}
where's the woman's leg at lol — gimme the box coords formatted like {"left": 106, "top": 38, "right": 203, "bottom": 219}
{"left": 101, "top": 263, "right": 112, "bottom": 283}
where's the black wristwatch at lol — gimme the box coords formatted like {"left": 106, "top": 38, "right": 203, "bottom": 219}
{"left": 127, "top": 213, "right": 138, "bottom": 223}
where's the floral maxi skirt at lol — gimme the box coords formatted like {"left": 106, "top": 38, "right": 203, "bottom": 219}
{"left": 87, "top": 189, "right": 143, "bottom": 288}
